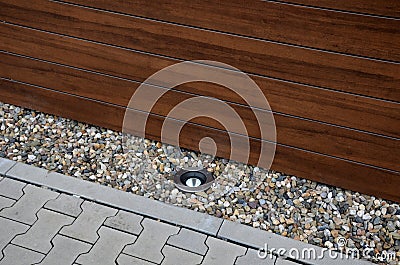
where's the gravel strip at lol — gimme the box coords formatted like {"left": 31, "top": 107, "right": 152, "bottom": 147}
{"left": 0, "top": 102, "right": 399, "bottom": 264}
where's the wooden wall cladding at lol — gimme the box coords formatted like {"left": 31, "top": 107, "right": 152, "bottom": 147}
{"left": 274, "top": 0, "right": 400, "bottom": 18}
{"left": 0, "top": 0, "right": 399, "bottom": 201}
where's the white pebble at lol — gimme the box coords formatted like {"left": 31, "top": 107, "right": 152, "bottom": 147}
{"left": 363, "top": 213, "right": 372, "bottom": 220}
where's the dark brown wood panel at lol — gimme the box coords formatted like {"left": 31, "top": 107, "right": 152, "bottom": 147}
{"left": 64, "top": 0, "right": 400, "bottom": 61}
{"left": 1, "top": 78, "right": 399, "bottom": 202}
{"left": 0, "top": 24, "right": 399, "bottom": 140}
{"left": 1, "top": 0, "right": 399, "bottom": 101}
{"left": 274, "top": 0, "right": 400, "bottom": 18}
{"left": 1, "top": 52, "right": 398, "bottom": 171}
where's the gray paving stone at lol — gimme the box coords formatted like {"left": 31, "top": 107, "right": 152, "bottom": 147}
{"left": 123, "top": 218, "right": 179, "bottom": 264}
{"left": 117, "top": 254, "right": 157, "bottom": 265}
{"left": 0, "top": 217, "right": 29, "bottom": 259}
{"left": 60, "top": 201, "right": 117, "bottom": 243}
{"left": 6, "top": 162, "right": 48, "bottom": 183}
{"left": 167, "top": 228, "right": 208, "bottom": 255}
{"left": 38, "top": 234, "right": 91, "bottom": 265}
{"left": 0, "top": 196, "right": 14, "bottom": 210}
{"left": 0, "top": 185, "right": 58, "bottom": 225}
{"left": 12, "top": 209, "right": 74, "bottom": 254}
{"left": 203, "top": 237, "right": 246, "bottom": 265}
{"left": 235, "top": 248, "right": 276, "bottom": 265}
{"left": 44, "top": 194, "right": 83, "bottom": 217}
{"left": 218, "top": 221, "right": 371, "bottom": 265}
{"left": 162, "top": 245, "right": 203, "bottom": 265}
{"left": 0, "top": 178, "right": 25, "bottom": 199}
{"left": 275, "top": 258, "right": 302, "bottom": 264}
{"left": 218, "top": 220, "right": 289, "bottom": 249}
{"left": 13, "top": 171, "right": 222, "bottom": 236}
{"left": 0, "top": 158, "right": 16, "bottom": 176}
{"left": 104, "top": 210, "right": 143, "bottom": 235}
{"left": 76, "top": 226, "right": 136, "bottom": 265}
{"left": 0, "top": 244, "right": 44, "bottom": 265}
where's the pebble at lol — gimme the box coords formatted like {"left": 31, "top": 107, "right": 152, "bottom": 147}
{"left": 363, "top": 213, "right": 372, "bottom": 220}
{"left": 0, "top": 102, "right": 398, "bottom": 264}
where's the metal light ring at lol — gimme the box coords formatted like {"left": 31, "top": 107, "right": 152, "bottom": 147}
{"left": 174, "top": 167, "right": 215, "bottom": 192}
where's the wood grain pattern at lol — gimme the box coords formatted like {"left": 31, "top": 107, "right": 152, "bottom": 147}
{"left": 1, "top": 78, "right": 399, "bottom": 202}
{"left": 1, "top": 0, "right": 399, "bottom": 102}
{"left": 1, "top": 52, "right": 398, "bottom": 171}
{"left": 63, "top": 0, "right": 400, "bottom": 61}
{"left": 274, "top": 0, "right": 400, "bottom": 18}
{"left": 0, "top": 24, "right": 399, "bottom": 140}
{"left": 0, "top": 1, "right": 398, "bottom": 202}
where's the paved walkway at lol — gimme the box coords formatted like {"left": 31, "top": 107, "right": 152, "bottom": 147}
{"left": 0, "top": 158, "right": 371, "bottom": 265}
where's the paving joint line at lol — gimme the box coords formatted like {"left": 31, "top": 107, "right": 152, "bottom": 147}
{"left": 119, "top": 251, "right": 158, "bottom": 264}
{"left": 164, "top": 242, "right": 206, "bottom": 257}
{"left": 2, "top": 168, "right": 281, "bottom": 258}
{"left": 43, "top": 195, "right": 84, "bottom": 218}
{"left": 0, "top": 160, "right": 377, "bottom": 265}
{"left": 31, "top": 206, "right": 78, "bottom": 264}
{"left": 2, "top": 173, "right": 219, "bottom": 237}
{"left": 0, "top": 182, "right": 26, "bottom": 208}
{"left": 3, "top": 160, "right": 17, "bottom": 176}
{"left": 234, "top": 247, "right": 249, "bottom": 265}
{"left": 0, "top": 195, "right": 16, "bottom": 211}
{"left": 7, "top": 242, "right": 46, "bottom": 256}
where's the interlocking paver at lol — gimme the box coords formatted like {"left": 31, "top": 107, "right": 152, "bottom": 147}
{"left": 38, "top": 235, "right": 91, "bottom": 265}
{"left": 0, "top": 196, "right": 14, "bottom": 210}
{"left": 104, "top": 210, "right": 143, "bottom": 235}
{"left": 0, "top": 217, "right": 29, "bottom": 259}
{"left": 0, "top": 178, "right": 25, "bottom": 199}
{"left": 9, "top": 167, "right": 223, "bottom": 236}
{"left": 0, "top": 161, "right": 375, "bottom": 265}
{"left": 60, "top": 201, "right": 117, "bottom": 243}
{"left": 44, "top": 193, "right": 83, "bottom": 217}
{"left": 235, "top": 248, "right": 276, "bottom": 265}
{"left": 162, "top": 245, "right": 203, "bottom": 265}
{"left": 76, "top": 226, "right": 136, "bottom": 265}
{"left": 12, "top": 209, "right": 74, "bottom": 254}
{"left": 123, "top": 218, "right": 179, "bottom": 264}
{"left": 203, "top": 237, "right": 246, "bottom": 265}
{"left": 0, "top": 244, "right": 44, "bottom": 265}
{"left": 0, "top": 185, "right": 58, "bottom": 225}
{"left": 167, "top": 228, "right": 208, "bottom": 255}
{"left": 117, "top": 254, "right": 157, "bottom": 265}
{"left": 0, "top": 158, "right": 16, "bottom": 176}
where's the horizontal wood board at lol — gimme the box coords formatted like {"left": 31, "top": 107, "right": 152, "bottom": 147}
{"left": 64, "top": 0, "right": 400, "bottom": 61}
{"left": 1, "top": 78, "right": 399, "bottom": 202}
{"left": 0, "top": 1, "right": 398, "bottom": 201}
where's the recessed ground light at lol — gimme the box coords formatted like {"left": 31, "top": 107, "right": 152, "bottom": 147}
{"left": 174, "top": 167, "right": 215, "bottom": 192}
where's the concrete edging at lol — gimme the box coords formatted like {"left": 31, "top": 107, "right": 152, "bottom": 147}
{"left": 0, "top": 158, "right": 373, "bottom": 265}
